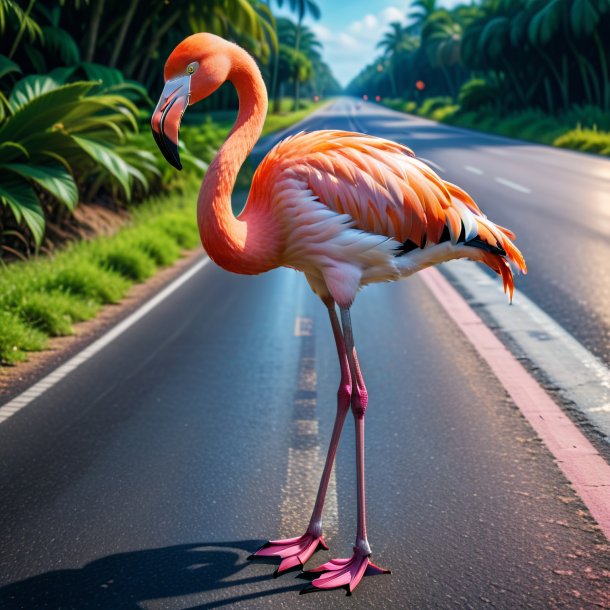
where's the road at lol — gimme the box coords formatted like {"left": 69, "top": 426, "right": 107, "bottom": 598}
{"left": 0, "top": 99, "right": 609, "bottom": 609}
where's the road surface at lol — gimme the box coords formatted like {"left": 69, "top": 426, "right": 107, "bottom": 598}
{"left": 0, "top": 99, "right": 608, "bottom": 609}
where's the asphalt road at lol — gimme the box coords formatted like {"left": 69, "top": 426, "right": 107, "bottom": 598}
{"left": 259, "top": 98, "right": 610, "bottom": 367}
{"left": 0, "top": 100, "right": 609, "bottom": 609}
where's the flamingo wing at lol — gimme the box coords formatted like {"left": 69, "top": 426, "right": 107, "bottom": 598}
{"left": 249, "top": 130, "right": 526, "bottom": 300}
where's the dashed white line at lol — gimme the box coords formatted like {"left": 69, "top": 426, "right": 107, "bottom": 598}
{"left": 281, "top": 316, "right": 339, "bottom": 538}
{"left": 464, "top": 165, "right": 484, "bottom": 175}
{"left": 0, "top": 256, "right": 211, "bottom": 425}
{"left": 495, "top": 177, "right": 531, "bottom": 193}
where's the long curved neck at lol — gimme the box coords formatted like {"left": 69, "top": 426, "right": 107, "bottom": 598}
{"left": 198, "top": 45, "right": 274, "bottom": 274}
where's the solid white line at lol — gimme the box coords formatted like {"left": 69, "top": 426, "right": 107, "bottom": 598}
{"left": 464, "top": 165, "right": 483, "bottom": 175}
{"left": 421, "top": 267, "right": 610, "bottom": 541}
{"left": 495, "top": 177, "right": 531, "bottom": 193}
{"left": 441, "top": 260, "right": 610, "bottom": 440}
{"left": 0, "top": 256, "right": 211, "bottom": 424}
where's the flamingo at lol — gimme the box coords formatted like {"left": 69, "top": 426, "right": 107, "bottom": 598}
{"left": 151, "top": 33, "right": 526, "bottom": 594}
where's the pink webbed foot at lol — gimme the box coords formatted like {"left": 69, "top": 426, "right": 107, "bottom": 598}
{"left": 301, "top": 552, "right": 390, "bottom": 595}
{"left": 249, "top": 532, "right": 329, "bottom": 576}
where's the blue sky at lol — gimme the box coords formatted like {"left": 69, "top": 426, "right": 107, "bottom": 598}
{"left": 274, "top": 0, "right": 464, "bottom": 87}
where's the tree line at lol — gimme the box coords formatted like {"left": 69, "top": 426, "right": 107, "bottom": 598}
{"left": 0, "top": 0, "right": 340, "bottom": 256}
{"left": 348, "top": 0, "right": 610, "bottom": 115}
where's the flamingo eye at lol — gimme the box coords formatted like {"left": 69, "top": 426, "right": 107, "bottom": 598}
{"left": 187, "top": 62, "right": 198, "bottom": 75}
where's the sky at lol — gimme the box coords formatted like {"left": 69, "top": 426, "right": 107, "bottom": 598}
{"left": 274, "top": 0, "right": 465, "bottom": 87}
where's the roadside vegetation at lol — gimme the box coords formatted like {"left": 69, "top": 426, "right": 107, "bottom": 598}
{"left": 348, "top": 0, "right": 610, "bottom": 157}
{"left": 0, "top": 0, "right": 339, "bottom": 365}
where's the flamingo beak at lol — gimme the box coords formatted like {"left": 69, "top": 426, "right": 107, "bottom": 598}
{"left": 151, "top": 74, "right": 191, "bottom": 170}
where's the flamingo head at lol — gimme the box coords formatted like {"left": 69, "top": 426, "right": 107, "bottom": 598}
{"left": 151, "top": 33, "right": 231, "bottom": 170}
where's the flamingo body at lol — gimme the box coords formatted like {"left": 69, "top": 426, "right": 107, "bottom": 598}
{"left": 151, "top": 32, "right": 526, "bottom": 595}
{"left": 242, "top": 129, "right": 525, "bottom": 307}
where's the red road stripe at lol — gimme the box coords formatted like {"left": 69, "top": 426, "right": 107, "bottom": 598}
{"left": 421, "top": 267, "right": 610, "bottom": 541}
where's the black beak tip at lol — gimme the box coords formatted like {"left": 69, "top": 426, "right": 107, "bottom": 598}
{"left": 152, "top": 126, "right": 182, "bottom": 171}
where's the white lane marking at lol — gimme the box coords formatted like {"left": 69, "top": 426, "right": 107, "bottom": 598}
{"left": 0, "top": 256, "right": 211, "bottom": 425}
{"left": 421, "top": 267, "right": 610, "bottom": 541}
{"left": 495, "top": 177, "right": 531, "bottom": 193}
{"left": 487, "top": 148, "right": 511, "bottom": 157}
{"left": 294, "top": 316, "right": 312, "bottom": 337}
{"left": 441, "top": 260, "right": 610, "bottom": 440}
{"left": 280, "top": 316, "right": 339, "bottom": 538}
{"left": 464, "top": 165, "right": 483, "bottom": 175}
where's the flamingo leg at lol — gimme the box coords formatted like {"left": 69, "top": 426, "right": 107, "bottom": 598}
{"left": 250, "top": 301, "right": 351, "bottom": 575}
{"left": 302, "top": 307, "right": 389, "bottom": 594}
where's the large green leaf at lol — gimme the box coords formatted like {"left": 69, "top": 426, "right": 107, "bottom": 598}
{"left": 0, "top": 141, "right": 28, "bottom": 161}
{"left": 0, "top": 177, "right": 45, "bottom": 244}
{"left": 24, "top": 45, "right": 47, "bottom": 74}
{"left": 80, "top": 62, "right": 125, "bottom": 88}
{"left": 0, "top": 54, "right": 21, "bottom": 80}
{"left": 41, "top": 26, "right": 80, "bottom": 65}
{"left": 8, "top": 74, "right": 60, "bottom": 111}
{"left": 2, "top": 162, "right": 78, "bottom": 210}
{"left": 48, "top": 66, "right": 78, "bottom": 84}
{"left": 478, "top": 16, "right": 509, "bottom": 59}
{"left": 528, "top": 0, "right": 560, "bottom": 45}
{"left": 71, "top": 135, "right": 131, "bottom": 198}
{"left": 0, "top": 81, "right": 94, "bottom": 141}
{"left": 570, "top": 0, "right": 605, "bottom": 37}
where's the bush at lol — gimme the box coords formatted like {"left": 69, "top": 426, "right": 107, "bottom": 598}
{"left": 430, "top": 104, "right": 459, "bottom": 122}
{"left": 554, "top": 128, "right": 610, "bottom": 155}
{"left": 458, "top": 79, "right": 498, "bottom": 112}
{"left": 418, "top": 96, "right": 453, "bottom": 117}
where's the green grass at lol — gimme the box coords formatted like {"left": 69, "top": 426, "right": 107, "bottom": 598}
{"left": 0, "top": 184, "right": 200, "bottom": 365}
{"left": 385, "top": 98, "right": 610, "bottom": 158}
{"left": 0, "top": 311, "right": 47, "bottom": 364}
{"left": 0, "top": 100, "right": 323, "bottom": 367}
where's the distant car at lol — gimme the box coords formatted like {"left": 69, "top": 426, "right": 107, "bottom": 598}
{"left": 375, "top": 95, "right": 381, "bottom": 102}
{"left": 363, "top": 94, "right": 368, "bottom": 101}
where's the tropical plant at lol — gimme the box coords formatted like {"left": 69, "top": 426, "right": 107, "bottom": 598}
{"left": 0, "top": 75, "right": 139, "bottom": 246}
{"left": 377, "top": 22, "right": 408, "bottom": 97}
{"left": 275, "top": 0, "right": 321, "bottom": 109}
{"left": 350, "top": 0, "right": 610, "bottom": 118}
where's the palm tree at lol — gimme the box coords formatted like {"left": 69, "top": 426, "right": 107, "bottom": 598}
{"left": 527, "top": 0, "right": 610, "bottom": 110}
{"left": 406, "top": 0, "right": 437, "bottom": 35}
{"left": 377, "top": 22, "right": 408, "bottom": 97}
{"left": 276, "top": 0, "right": 321, "bottom": 109}
{"left": 422, "top": 12, "right": 463, "bottom": 99}
{"left": 276, "top": 18, "right": 321, "bottom": 107}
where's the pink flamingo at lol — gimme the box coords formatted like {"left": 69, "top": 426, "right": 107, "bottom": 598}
{"left": 152, "top": 33, "right": 526, "bottom": 594}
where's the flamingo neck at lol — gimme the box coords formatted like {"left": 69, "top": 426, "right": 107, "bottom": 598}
{"left": 198, "top": 46, "right": 276, "bottom": 275}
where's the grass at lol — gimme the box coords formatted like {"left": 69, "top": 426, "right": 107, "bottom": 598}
{"left": 0, "top": 99, "right": 323, "bottom": 367}
{"left": 383, "top": 98, "right": 610, "bottom": 158}
{"left": 0, "top": 181, "right": 200, "bottom": 364}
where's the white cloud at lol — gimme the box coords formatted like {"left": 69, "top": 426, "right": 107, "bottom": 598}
{"left": 311, "top": 23, "right": 333, "bottom": 43}
{"left": 314, "top": 5, "right": 408, "bottom": 87}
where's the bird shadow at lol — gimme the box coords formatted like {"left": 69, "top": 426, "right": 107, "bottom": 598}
{"left": 0, "top": 540, "right": 304, "bottom": 609}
